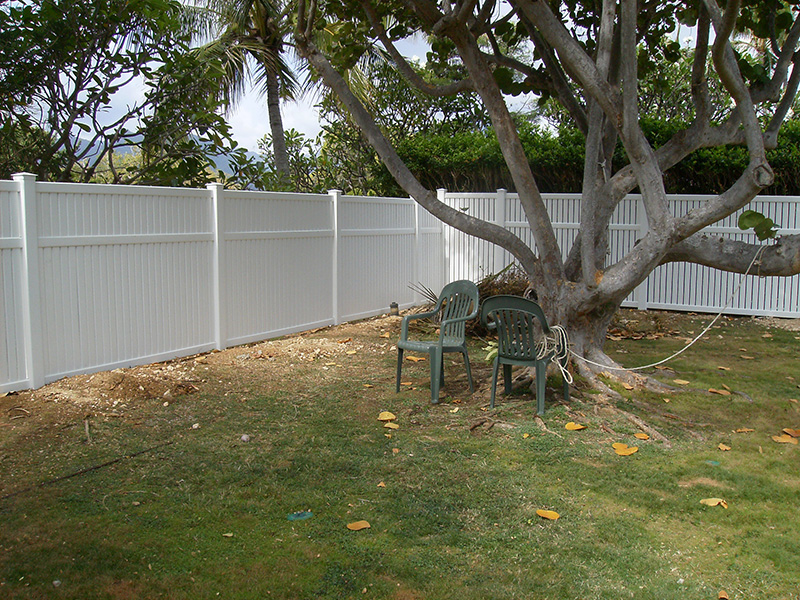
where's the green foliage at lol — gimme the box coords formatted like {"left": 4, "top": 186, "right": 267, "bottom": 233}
{"left": 0, "top": 0, "right": 250, "bottom": 186}
{"left": 389, "top": 117, "right": 800, "bottom": 195}
{"left": 738, "top": 210, "right": 780, "bottom": 240}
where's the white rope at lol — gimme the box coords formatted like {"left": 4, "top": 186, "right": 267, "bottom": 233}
{"left": 536, "top": 325, "right": 574, "bottom": 384}
{"left": 563, "top": 245, "right": 768, "bottom": 373}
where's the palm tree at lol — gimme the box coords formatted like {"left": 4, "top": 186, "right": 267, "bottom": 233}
{"left": 186, "top": 0, "right": 297, "bottom": 178}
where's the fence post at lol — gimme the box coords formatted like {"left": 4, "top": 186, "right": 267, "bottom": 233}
{"left": 208, "top": 183, "right": 226, "bottom": 350}
{"left": 633, "top": 195, "right": 649, "bottom": 310}
{"left": 412, "top": 200, "right": 422, "bottom": 304}
{"left": 329, "top": 190, "right": 341, "bottom": 325}
{"left": 437, "top": 188, "right": 450, "bottom": 285}
{"left": 494, "top": 189, "right": 507, "bottom": 274}
{"left": 13, "top": 173, "right": 45, "bottom": 389}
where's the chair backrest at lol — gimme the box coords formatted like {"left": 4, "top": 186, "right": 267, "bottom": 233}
{"left": 480, "top": 295, "right": 551, "bottom": 361}
{"left": 437, "top": 280, "right": 480, "bottom": 341}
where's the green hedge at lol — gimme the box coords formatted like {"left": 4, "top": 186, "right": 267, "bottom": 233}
{"left": 396, "top": 119, "right": 800, "bottom": 195}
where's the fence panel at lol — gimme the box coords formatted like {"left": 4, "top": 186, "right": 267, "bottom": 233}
{"left": 221, "top": 190, "right": 335, "bottom": 346}
{"left": 0, "top": 182, "right": 27, "bottom": 392}
{"left": 35, "top": 183, "right": 216, "bottom": 382}
{"left": 337, "top": 195, "right": 418, "bottom": 321}
{"left": 442, "top": 192, "right": 499, "bottom": 282}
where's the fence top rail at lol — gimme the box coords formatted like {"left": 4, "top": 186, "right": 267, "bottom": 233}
{"left": 224, "top": 189, "right": 330, "bottom": 203}
{"left": 33, "top": 180, "right": 209, "bottom": 199}
{"left": 341, "top": 195, "right": 416, "bottom": 205}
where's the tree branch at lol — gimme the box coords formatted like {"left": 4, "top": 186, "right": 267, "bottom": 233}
{"left": 294, "top": 32, "right": 543, "bottom": 280}
{"left": 360, "top": 1, "right": 474, "bottom": 96}
{"left": 662, "top": 234, "right": 800, "bottom": 277}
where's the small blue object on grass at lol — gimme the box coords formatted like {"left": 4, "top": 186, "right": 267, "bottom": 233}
{"left": 287, "top": 511, "right": 313, "bottom": 521}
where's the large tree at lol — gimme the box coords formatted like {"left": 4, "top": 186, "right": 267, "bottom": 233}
{"left": 289, "top": 0, "right": 800, "bottom": 385}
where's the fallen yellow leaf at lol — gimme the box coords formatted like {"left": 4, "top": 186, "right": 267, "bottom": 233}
{"left": 612, "top": 442, "right": 628, "bottom": 450}
{"left": 700, "top": 497, "right": 728, "bottom": 509}
{"left": 614, "top": 445, "right": 639, "bottom": 456}
{"left": 522, "top": 433, "right": 530, "bottom": 439}
{"left": 718, "top": 591, "right": 729, "bottom": 600}
{"left": 337, "top": 338, "right": 352, "bottom": 344}
{"left": 772, "top": 434, "right": 799, "bottom": 445}
{"left": 717, "top": 366, "right": 730, "bottom": 371}
{"left": 634, "top": 433, "right": 650, "bottom": 440}
{"left": 346, "top": 520, "right": 371, "bottom": 531}
{"left": 222, "top": 532, "right": 234, "bottom": 537}
{"left": 782, "top": 428, "right": 800, "bottom": 438}
{"left": 740, "top": 355, "right": 755, "bottom": 360}
{"left": 449, "top": 407, "right": 459, "bottom": 413}
{"left": 378, "top": 411, "right": 396, "bottom": 421}
{"left": 734, "top": 428, "right": 755, "bottom": 433}
{"left": 709, "top": 388, "right": 731, "bottom": 396}
{"left": 392, "top": 448, "right": 400, "bottom": 454}
{"left": 674, "top": 379, "right": 690, "bottom": 385}
{"left": 377, "top": 481, "right": 386, "bottom": 488}
{"left": 565, "top": 422, "right": 587, "bottom": 431}
{"left": 380, "top": 332, "right": 391, "bottom": 338}
{"left": 536, "top": 509, "right": 560, "bottom": 520}
{"left": 718, "top": 443, "right": 731, "bottom": 451}
{"left": 622, "top": 383, "right": 634, "bottom": 390}
{"left": 400, "top": 382, "right": 413, "bottom": 387}
{"left": 363, "top": 384, "right": 374, "bottom": 388}
{"left": 346, "top": 350, "right": 357, "bottom": 355}
{"left": 384, "top": 422, "right": 399, "bottom": 429}
{"left": 384, "top": 433, "right": 392, "bottom": 438}
{"left": 406, "top": 356, "right": 426, "bottom": 362}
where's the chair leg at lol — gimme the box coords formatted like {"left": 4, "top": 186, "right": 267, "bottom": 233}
{"left": 396, "top": 349, "right": 404, "bottom": 393}
{"left": 429, "top": 349, "right": 442, "bottom": 404}
{"left": 503, "top": 364, "right": 513, "bottom": 395}
{"left": 462, "top": 349, "right": 474, "bottom": 393}
{"left": 490, "top": 358, "right": 500, "bottom": 408}
{"left": 535, "top": 360, "right": 546, "bottom": 415}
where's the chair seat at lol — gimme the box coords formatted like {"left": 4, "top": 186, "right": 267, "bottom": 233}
{"left": 397, "top": 337, "right": 466, "bottom": 353}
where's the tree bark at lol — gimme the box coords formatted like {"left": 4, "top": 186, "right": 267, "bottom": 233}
{"left": 266, "top": 68, "right": 290, "bottom": 179}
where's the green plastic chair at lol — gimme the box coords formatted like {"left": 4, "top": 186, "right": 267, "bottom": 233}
{"left": 480, "top": 295, "right": 570, "bottom": 415}
{"left": 396, "top": 280, "right": 479, "bottom": 404}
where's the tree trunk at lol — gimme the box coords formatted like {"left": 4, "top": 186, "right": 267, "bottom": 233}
{"left": 266, "top": 69, "right": 290, "bottom": 180}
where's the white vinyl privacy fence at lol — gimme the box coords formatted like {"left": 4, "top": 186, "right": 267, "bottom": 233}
{"left": 1, "top": 175, "right": 443, "bottom": 393}
{"left": 2, "top": 176, "right": 798, "bottom": 393}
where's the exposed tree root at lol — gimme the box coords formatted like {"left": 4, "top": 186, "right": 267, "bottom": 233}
{"left": 619, "top": 410, "right": 672, "bottom": 448}
{"left": 534, "top": 416, "right": 563, "bottom": 438}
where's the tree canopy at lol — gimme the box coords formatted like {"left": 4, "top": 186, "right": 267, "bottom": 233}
{"left": 0, "top": 0, "right": 257, "bottom": 185}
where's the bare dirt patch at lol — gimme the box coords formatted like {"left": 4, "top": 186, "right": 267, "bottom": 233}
{"left": 1, "top": 308, "right": 796, "bottom": 440}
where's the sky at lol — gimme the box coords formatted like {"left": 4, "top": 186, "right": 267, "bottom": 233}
{"left": 227, "top": 90, "right": 321, "bottom": 152}
{"left": 224, "top": 37, "right": 430, "bottom": 152}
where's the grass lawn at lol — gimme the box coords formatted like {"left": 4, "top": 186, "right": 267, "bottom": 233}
{"left": 1, "top": 310, "right": 799, "bottom": 599}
